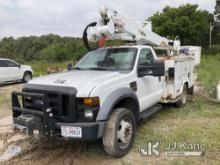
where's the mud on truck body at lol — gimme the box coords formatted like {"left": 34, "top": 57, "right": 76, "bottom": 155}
{"left": 11, "top": 6, "right": 201, "bottom": 157}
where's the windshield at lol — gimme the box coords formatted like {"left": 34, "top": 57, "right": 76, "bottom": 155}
{"left": 75, "top": 48, "right": 137, "bottom": 71}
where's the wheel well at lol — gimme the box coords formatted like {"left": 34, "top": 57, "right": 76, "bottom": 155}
{"left": 113, "top": 97, "right": 139, "bottom": 121}
{"left": 184, "top": 81, "right": 194, "bottom": 95}
{"left": 24, "top": 71, "right": 32, "bottom": 76}
{"left": 185, "top": 82, "right": 189, "bottom": 88}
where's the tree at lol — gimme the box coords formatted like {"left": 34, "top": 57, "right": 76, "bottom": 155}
{"left": 213, "top": 0, "right": 220, "bottom": 44}
{"left": 214, "top": 0, "right": 220, "bottom": 23}
{"left": 150, "top": 4, "right": 211, "bottom": 47}
{"left": 0, "top": 35, "right": 87, "bottom": 62}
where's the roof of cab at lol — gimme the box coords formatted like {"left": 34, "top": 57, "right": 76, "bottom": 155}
{"left": 98, "top": 44, "right": 153, "bottom": 49}
{"left": 0, "top": 58, "right": 10, "bottom": 60}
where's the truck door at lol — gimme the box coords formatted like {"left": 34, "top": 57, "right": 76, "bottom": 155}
{"left": 136, "top": 48, "right": 163, "bottom": 111}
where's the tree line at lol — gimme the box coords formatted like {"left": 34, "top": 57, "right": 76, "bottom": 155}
{"left": 150, "top": 4, "right": 220, "bottom": 47}
{"left": 0, "top": 4, "right": 219, "bottom": 62}
{"left": 0, "top": 34, "right": 87, "bottom": 62}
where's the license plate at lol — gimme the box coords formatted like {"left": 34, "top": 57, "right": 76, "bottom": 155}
{"left": 61, "top": 126, "right": 82, "bottom": 138}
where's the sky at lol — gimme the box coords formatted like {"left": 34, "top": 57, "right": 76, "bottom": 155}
{"left": 0, "top": 0, "right": 216, "bottom": 38}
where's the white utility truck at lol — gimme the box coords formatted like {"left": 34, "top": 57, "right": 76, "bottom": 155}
{"left": 12, "top": 6, "right": 201, "bottom": 157}
{"left": 0, "top": 58, "right": 33, "bottom": 84}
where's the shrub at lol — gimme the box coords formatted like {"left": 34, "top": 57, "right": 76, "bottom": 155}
{"left": 202, "top": 45, "right": 220, "bottom": 55}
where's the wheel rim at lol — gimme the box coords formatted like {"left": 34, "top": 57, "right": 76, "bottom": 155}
{"left": 182, "top": 86, "right": 187, "bottom": 104}
{"left": 25, "top": 74, "right": 31, "bottom": 82}
{"left": 117, "top": 117, "right": 133, "bottom": 149}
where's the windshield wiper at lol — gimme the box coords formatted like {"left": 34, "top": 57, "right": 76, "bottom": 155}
{"left": 73, "top": 67, "right": 82, "bottom": 70}
{"left": 87, "top": 67, "right": 110, "bottom": 71}
{"left": 74, "top": 67, "right": 116, "bottom": 71}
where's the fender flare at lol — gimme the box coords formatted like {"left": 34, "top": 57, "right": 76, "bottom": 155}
{"left": 96, "top": 88, "right": 140, "bottom": 121}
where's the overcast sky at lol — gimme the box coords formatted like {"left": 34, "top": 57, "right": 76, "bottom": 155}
{"left": 0, "top": 0, "right": 216, "bottom": 38}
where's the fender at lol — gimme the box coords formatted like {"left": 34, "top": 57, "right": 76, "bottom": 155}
{"left": 96, "top": 88, "right": 140, "bottom": 121}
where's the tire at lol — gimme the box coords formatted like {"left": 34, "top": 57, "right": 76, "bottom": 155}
{"left": 23, "top": 72, "right": 32, "bottom": 83}
{"left": 102, "top": 108, "right": 136, "bottom": 158}
{"left": 175, "top": 84, "right": 187, "bottom": 107}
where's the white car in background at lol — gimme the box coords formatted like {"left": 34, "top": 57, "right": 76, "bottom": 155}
{"left": 0, "top": 58, "right": 33, "bottom": 84}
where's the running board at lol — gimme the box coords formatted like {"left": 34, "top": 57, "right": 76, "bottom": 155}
{"left": 139, "top": 104, "right": 162, "bottom": 120}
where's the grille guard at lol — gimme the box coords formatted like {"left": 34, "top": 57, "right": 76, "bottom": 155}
{"left": 12, "top": 91, "right": 57, "bottom": 137}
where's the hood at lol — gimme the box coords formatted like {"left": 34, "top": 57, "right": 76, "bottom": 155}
{"left": 21, "top": 65, "right": 32, "bottom": 70}
{"left": 28, "top": 70, "right": 123, "bottom": 97}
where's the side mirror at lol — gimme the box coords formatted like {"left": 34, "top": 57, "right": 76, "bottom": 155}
{"left": 17, "top": 64, "right": 21, "bottom": 68}
{"left": 67, "top": 63, "right": 73, "bottom": 71}
{"left": 138, "top": 61, "right": 165, "bottom": 77}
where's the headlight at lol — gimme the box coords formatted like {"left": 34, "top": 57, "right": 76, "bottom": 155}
{"left": 77, "top": 97, "right": 100, "bottom": 122}
{"left": 84, "top": 109, "right": 94, "bottom": 118}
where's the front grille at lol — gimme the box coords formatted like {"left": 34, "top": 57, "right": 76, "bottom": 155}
{"left": 23, "top": 88, "right": 77, "bottom": 123}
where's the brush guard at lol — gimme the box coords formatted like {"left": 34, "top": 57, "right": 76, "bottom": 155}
{"left": 12, "top": 91, "right": 56, "bottom": 137}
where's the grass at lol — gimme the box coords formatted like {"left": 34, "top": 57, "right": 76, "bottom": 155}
{"left": 27, "top": 60, "right": 72, "bottom": 77}
{"left": 197, "top": 54, "right": 220, "bottom": 97}
{"left": 72, "top": 98, "right": 220, "bottom": 164}
{"left": 136, "top": 97, "right": 220, "bottom": 153}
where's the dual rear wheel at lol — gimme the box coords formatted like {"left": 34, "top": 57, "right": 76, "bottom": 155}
{"left": 175, "top": 84, "right": 188, "bottom": 107}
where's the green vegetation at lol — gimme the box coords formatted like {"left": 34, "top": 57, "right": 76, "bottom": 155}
{"left": 28, "top": 61, "right": 72, "bottom": 76}
{"left": 198, "top": 53, "right": 220, "bottom": 97}
{"left": 135, "top": 96, "right": 220, "bottom": 163}
{"left": 151, "top": 4, "right": 219, "bottom": 47}
{"left": 202, "top": 44, "right": 220, "bottom": 55}
{"left": 0, "top": 34, "right": 87, "bottom": 63}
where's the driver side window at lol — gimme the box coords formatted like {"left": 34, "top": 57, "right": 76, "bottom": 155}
{"left": 138, "top": 49, "right": 154, "bottom": 66}
{"left": 0, "top": 60, "right": 7, "bottom": 67}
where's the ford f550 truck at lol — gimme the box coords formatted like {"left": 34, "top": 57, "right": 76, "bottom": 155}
{"left": 12, "top": 6, "right": 201, "bottom": 157}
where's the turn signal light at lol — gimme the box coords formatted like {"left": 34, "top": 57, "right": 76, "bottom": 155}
{"left": 83, "top": 97, "right": 100, "bottom": 106}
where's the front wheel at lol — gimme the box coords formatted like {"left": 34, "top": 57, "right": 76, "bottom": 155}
{"left": 23, "top": 72, "right": 32, "bottom": 83}
{"left": 102, "top": 108, "right": 136, "bottom": 158}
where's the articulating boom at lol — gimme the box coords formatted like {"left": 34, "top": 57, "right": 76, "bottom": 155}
{"left": 83, "top": 6, "right": 180, "bottom": 51}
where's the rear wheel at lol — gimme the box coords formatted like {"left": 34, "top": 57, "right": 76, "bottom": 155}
{"left": 102, "top": 108, "right": 136, "bottom": 158}
{"left": 175, "top": 84, "right": 187, "bottom": 107}
{"left": 23, "top": 72, "right": 32, "bottom": 83}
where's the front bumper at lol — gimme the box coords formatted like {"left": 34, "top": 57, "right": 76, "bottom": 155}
{"left": 12, "top": 91, "right": 105, "bottom": 141}
{"left": 14, "top": 116, "right": 105, "bottom": 141}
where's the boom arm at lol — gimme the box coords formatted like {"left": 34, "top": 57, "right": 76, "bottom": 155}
{"left": 84, "top": 6, "right": 172, "bottom": 50}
